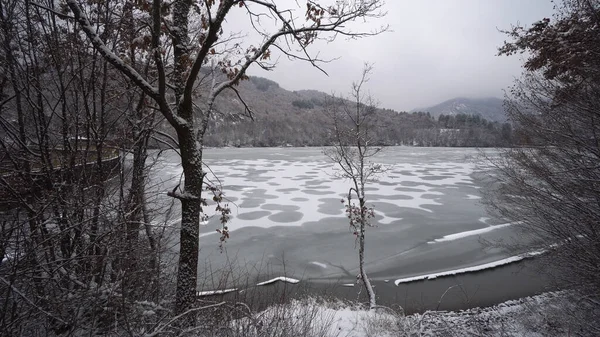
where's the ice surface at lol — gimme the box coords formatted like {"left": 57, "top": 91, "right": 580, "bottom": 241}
{"left": 153, "top": 150, "right": 479, "bottom": 234}
{"left": 147, "top": 148, "right": 520, "bottom": 283}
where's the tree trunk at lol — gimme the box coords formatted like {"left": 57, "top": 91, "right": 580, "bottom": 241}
{"left": 174, "top": 124, "right": 204, "bottom": 314}
{"left": 120, "top": 134, "right": 147, "bottom": 293}
{"left": 359, "top": 198, "right": 376, "bottom": 309}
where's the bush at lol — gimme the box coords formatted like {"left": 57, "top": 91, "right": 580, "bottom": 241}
{"left": 292, "top": 100, "right": 315, "bottom": 109}
{"left": 250, "top": 77, "right": 279, "bottom": 92}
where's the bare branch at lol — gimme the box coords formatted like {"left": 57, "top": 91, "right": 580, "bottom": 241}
{"left": 143, "top": 301, "right": 227, "bottom": 337}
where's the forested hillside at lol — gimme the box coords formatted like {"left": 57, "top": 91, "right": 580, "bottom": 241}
{"left": 200, "top": 77, "right": 513, "bottom": 147}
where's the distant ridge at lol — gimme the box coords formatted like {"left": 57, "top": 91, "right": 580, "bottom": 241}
{"left": 413, "top": 97, "right": 507, "bottom": 122}
{"left": 187, "top": 76, "right": 512, "bottom": 147}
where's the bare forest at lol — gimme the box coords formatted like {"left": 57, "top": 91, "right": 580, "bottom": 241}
{"left": 1, "top": 0, "right": 600, "bottom": 336}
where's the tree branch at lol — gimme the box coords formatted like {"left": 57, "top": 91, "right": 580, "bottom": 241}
{"left": 64, "top": 0, "right": 185, "bottom": 129}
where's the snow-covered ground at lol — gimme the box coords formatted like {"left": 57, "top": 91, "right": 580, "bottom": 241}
{"left": 229, "top": 291, "right": 578, "bottom": 337}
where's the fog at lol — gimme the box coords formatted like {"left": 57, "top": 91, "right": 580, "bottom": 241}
{"left": 237, "top": 0, "right": 555, "bottom": 111}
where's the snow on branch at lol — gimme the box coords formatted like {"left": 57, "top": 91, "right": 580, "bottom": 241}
{"left": 65, "top": 1, "right": 158, "bottom": 99}
{"left": 64, "top": 0, "right": 186, "bottom": 129}
{"left": 167, "top": 190, "right": 200, "bottom": 201}
{"left": 183, "top": 1, "right": 236, "bottom": 104}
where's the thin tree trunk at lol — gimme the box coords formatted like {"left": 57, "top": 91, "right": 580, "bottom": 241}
{"left": 359, "top": 198, "right": 376, "bottom": 309}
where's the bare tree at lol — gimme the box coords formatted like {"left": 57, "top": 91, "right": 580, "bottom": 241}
{"left": 61, "top": 0, "right": 387, "bottom": 315}
{"left": 323, "top": 64, "right": 385, "bottom": 309}
{"left": 0, "top": 0, "right": 172, "bottom": 334}
{"left": 486, "top": 2, "right": 600, "bottom": 332}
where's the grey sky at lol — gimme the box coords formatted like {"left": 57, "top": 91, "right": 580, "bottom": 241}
{"left": 241, "top": 0, "right": 555, "bottom": 112}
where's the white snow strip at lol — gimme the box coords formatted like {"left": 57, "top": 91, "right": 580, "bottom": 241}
{"left": 465, "top": 194, "right": 481, "bottom": 200}
{"left": 197, "top": 288, "right": 237, "bottom": 296}
{"left": 340, "top": 283, "right": 355, "bottom": 287}
{"left": 428, "top": 222, "right": 520, "bottom": 244}
{"left": 310, "top": 261, "right": 328, "bottom": 268}
{"left": 394, "top": 250, "right": 544, "bottom": 286}
{"left": 257, "top": 276, "right": 300, "bottom": 286}
{"left": 1, "top": 253, "right": 16, "bottom": 264}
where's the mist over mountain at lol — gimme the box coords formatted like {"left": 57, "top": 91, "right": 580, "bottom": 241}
{"left": 412, "top": 97, "right": 507, "bottom": 122}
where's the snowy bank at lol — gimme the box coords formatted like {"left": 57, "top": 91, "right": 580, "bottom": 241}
{"left": 229, "top": 291, "right": 578, "bottom": 337}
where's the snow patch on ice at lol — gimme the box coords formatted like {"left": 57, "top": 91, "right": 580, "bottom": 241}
{"left": 428, "top": 222, "right": 518, "bottom": 244}
{"left": 394, "top": 250, "right": 544, "bottom": 285}
{"left": 478, "top": 217, "right": 491, "bottom": 224}
{"left": 197, "top": 288, "right": 237, "bottom": 296}
{"left": 154, "top": 152, "right": 478, "bottom": 234}
{"left": 310, "top": 261, "right": 328, "bottom": 268}
{"left": 256, "top": 276, "right": 300, "bottom": 286}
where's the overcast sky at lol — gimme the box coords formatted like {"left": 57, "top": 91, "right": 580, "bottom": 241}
{"left": 240, "top": 0, "right": 556, "bottom": 111}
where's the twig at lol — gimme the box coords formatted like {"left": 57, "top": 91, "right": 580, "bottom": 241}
{"left": 0, "top": 276, "right": 68, "bottom": 325}
{"left": 143, "top": 301, "right": 227, "bottom": 337}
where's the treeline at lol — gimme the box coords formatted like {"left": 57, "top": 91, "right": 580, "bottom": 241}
{"left": 204, "top": 110, "right": 513, "bottom": 147}
{"left": 0, "top": 1, "right": 179, "bottom": 335}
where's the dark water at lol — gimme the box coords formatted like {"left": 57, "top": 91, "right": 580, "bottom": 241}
{"left": 312, "top": 258, "right": 554, "bottom": 313}
{"left": 202, "top": 258, "right": 555, "bottom": 314}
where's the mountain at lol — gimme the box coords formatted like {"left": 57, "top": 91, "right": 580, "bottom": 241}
{"left": 413, "top": 97, "right": 507, "bottom": 122}
{"left": 173, "top": 77, "right": 513, "bottom": 147}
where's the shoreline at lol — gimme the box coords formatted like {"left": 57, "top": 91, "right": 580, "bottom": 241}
{"left": 198, "top": 257, "right": 557, "bottom": 314}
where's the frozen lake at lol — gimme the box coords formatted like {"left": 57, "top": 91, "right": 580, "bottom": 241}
{"left": 147, "top": 147, "right": 539, "bottom": 299}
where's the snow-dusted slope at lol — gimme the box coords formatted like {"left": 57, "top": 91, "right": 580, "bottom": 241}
{"left": 230, "top": 291, "right": 580, "bottom": 337}
{"left": 414, "top": 97, "right": 506, "bottom": 122}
